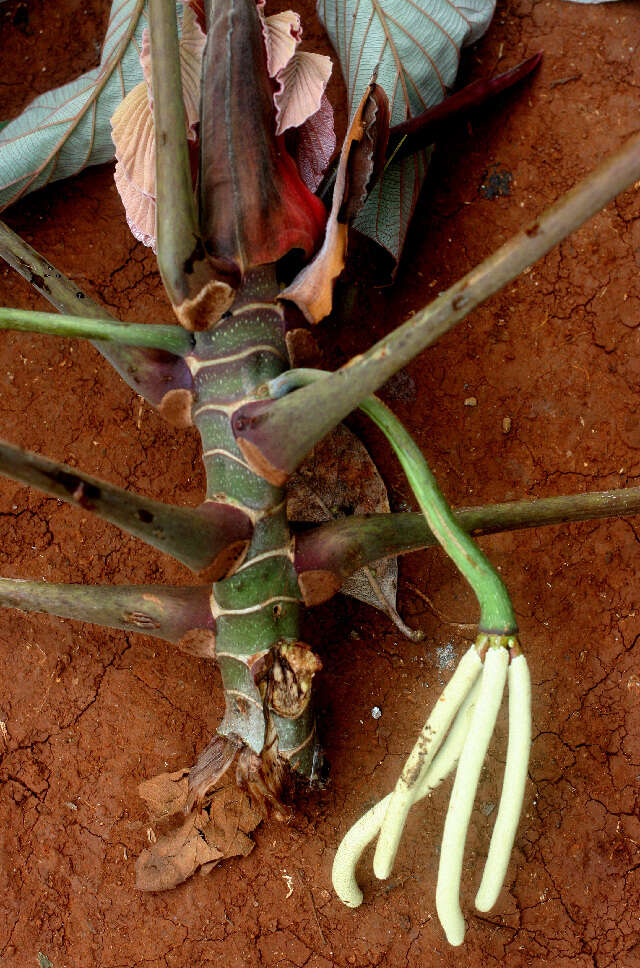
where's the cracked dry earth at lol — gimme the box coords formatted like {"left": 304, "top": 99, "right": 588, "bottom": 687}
{"left": 1, "top": 0, "right": 640, "bottom": 966}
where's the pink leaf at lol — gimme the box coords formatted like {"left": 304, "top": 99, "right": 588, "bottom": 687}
{"left": 112, "top": 82, "right": 157, "bottom": 251}
{"left": 139, "top": 5, "right": 204, "bottom": 136}
{"left": 262, "top": 10, "right": 302, "bottom": 77}
{"left": 256, "top": 3, "right": 334, "bottom": 184}
{"left": 178, "top": 3, "right": 207, "bottom": 136}
{"left": 114, "top": 162, "right": 156, "bottom": 251}
{"left": 273, "top": 51, "right": 332, "bottom": 135}
{"left": 111, "top": 5, "right": 206, "bottom": 249}
{"left": 294, "top": 93, "right": 336, "bottom": 191}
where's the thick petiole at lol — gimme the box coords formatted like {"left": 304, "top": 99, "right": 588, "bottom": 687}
{"left": 475, "top": 650, "right": 531, "bottom": 912}
{"left": 435, "top": 643, "right": 509, "bottom": 946}
{"left": 373, "top": 643, "right": 483, "bottom": 879}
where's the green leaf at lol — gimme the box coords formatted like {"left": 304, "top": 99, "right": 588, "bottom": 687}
{"left": 0, "top": 0, "right": 147, "bottom": 211}
{"left": 317, "top": 0, "right": 495, "bottom": 265}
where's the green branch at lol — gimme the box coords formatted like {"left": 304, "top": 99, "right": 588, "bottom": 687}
{"left": 0, "top": 220, "right": 193, "bottom": 407}
{"left": 294, "top": 484, "right": 640, "bottom": 601}
{"left": 0, "top": 579, "right": 214, "bottom": 645}
{"left": 231, "top": 131, "right": 640, "bottom": 483}
{"left": 0, "top": 306, "right": 192, "bottom": 354}
{"left": 0, "top": 439, "right": 252, "bottom": 573}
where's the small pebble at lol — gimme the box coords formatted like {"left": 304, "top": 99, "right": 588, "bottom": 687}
{"left": 464, "top": 396, "right": 477, "bottom": 407}
{"left": 371, "top": 706, "right": 382, "bottom": 720}
{"left": 502, "top": 416, "right": 512, "bottom": 433}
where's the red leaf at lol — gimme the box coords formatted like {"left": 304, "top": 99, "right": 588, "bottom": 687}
{"left": 185, "top": 0, "right": 206, "bottom": 32}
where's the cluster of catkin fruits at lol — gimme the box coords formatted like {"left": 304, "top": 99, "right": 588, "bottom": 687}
{"left": 269, "top": 369, "right": 532, "bottom": 946}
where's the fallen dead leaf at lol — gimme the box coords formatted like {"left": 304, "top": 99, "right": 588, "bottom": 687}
{"left": 138, "top": 768, "right": 189, "bottom": 820}
{"left": 136, "top": 772, "right": 262, "bottom": 892}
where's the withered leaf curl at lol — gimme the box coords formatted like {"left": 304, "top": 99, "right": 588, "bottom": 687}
{"left": 281, "top": 80, "right": 389, "bottom": 323}
{"left": 136, "top": 768, "right": 262, "bottom": 891}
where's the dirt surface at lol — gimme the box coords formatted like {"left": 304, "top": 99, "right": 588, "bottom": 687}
{"left": 1, "top": 1, "right": 640, "bottom": 966}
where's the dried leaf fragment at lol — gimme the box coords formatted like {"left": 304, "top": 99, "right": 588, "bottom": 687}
{"left": 281, "top": 81, "right": 389, "bottom": 323}
{"left": 136, "top": 772, "right": 262, "bottom": 892}
{"left": 136, "top": 812, "right": 223, "bottom": 891}
{"left": 138, "top": 767, "right": 189, "bottom": 820}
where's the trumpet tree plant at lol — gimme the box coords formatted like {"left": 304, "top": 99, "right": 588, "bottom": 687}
{"left": 0, "top": 0, "right": 638, "bottom": 947}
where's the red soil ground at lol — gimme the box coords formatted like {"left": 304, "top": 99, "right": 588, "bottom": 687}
{"left": 0, "top": 1, "right": 639, "bottom": 965}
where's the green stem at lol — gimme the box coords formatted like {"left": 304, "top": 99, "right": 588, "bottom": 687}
{"left": 362, "top": 396, "right": 516, "bottom": 632}
{"left": 234, "top": 131, "right": 640, "bottom": 482}
{"left": 272, "top": 369, "right": 516, "bottom": 633}
{"left": 0, "top": 306, "right": 192, "bottom": 354}
{"left": 150, "top": 0, "right": 198, "bottom": 308}
{"left": 0, "top": 579, "right": 214, "bottom": 645}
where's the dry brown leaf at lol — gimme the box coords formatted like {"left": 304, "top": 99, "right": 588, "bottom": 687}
{"left": 136, "top": 777, "right": 262, "bottom": 892}
{"left": 136, "top": 813, "right": 222, "bottom": 892}
{"left": 284, "top": 328, "right": 322, "bottom": 368}
{"left": 137, "top": 768, "right": 189, "bottom": 820}
{"left": 281, "top": 80, "right": 388, "bottom": 323}
{"left": 287, "top": 423, "right": 398, "bottom": 612}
